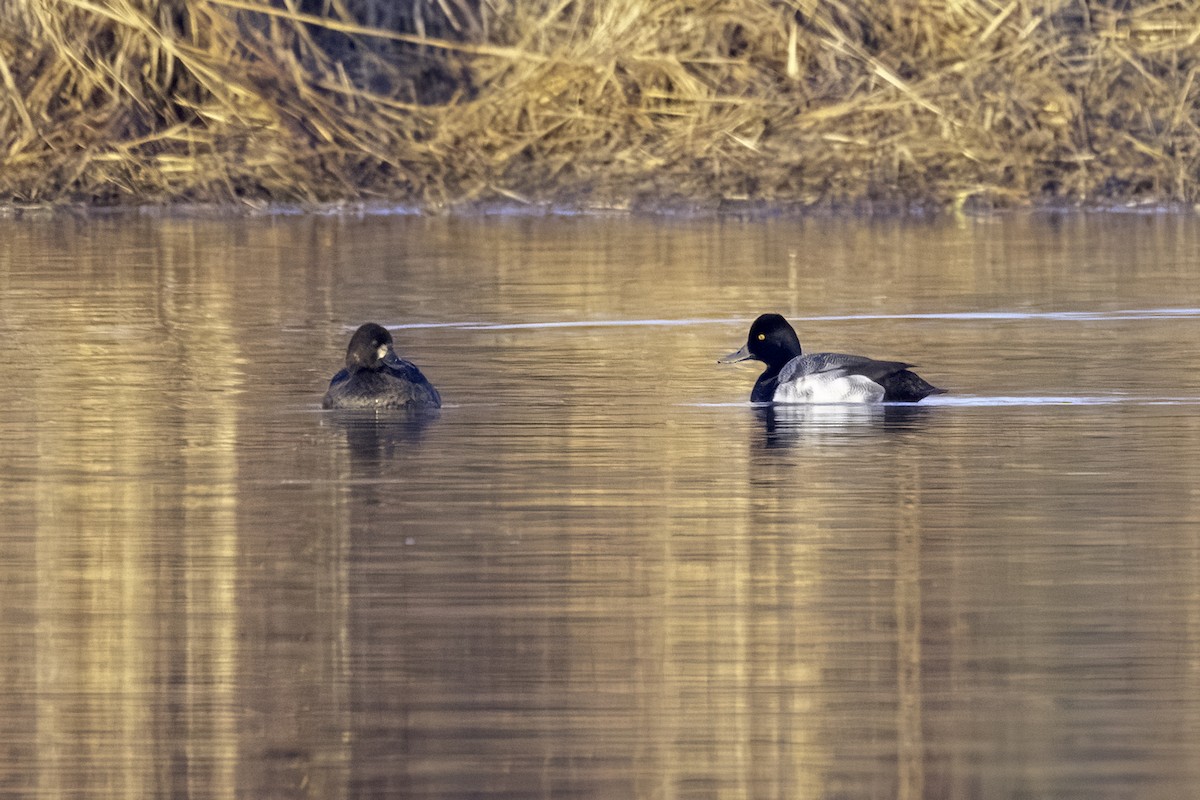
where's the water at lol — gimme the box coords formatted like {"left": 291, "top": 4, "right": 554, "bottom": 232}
{"left": 2, "top": 211, "right": 1200, "bottom": 799}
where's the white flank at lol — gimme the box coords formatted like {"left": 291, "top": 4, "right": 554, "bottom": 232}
{"left": 773, "top": 374, "right": 886, "bottom": 404}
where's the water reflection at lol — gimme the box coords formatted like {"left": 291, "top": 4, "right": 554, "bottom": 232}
{"left": 325, "top": 410, "right": 441, "bottom": 469}
{"left": 1, "top": 212, "right": 1200, "bottom": 798}
{"left": 751, "top": 403, "right": 935, "bottom": 449}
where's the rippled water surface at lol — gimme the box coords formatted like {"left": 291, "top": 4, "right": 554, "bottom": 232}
{"left": 3, "top": 212, "right": 1200, "bottom": 799}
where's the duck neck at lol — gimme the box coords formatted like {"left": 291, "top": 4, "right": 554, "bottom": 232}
{"left": 751, "top": 364, "right": 782, "bottom": 403}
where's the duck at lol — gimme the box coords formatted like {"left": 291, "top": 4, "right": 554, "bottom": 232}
{"left": 719, "top": 313, "right": 944, "bottom": 404}
{"left": 323, "top": 323, "right": 441, "bottom": 410}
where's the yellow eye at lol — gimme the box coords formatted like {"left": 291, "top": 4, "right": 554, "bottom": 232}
{"left": 757, "top": 333, "right": 766, "bottom": 341}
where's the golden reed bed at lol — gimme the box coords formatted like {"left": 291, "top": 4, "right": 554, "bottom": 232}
{"left": 1, "top": 0, "right": 1197, "bottom": 210}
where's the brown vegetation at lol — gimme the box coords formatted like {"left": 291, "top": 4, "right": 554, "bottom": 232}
{"left": 1, "top": 0, "right": 1199, "bottom": 210}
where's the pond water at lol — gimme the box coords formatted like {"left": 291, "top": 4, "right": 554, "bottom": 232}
{"left": 2, "top": 210, "right": 1200, "bottom": 799}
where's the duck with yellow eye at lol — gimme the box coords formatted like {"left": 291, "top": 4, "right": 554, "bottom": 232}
{"left": 720, "top": 313, "right": 944, "bottom": 404}
{"left": 323, "top": 323, "right": 441, "bottom": 410}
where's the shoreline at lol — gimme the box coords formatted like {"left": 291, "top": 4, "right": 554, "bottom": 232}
{"left": 2, "top": 198, "right": 1198, "bottom": 221}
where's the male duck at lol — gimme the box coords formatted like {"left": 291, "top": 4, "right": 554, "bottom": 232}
{"left": 720, "top": 313, "right": 944, "bottom": 404}
{"left": 323, "top": 323, "right": 441, "bottom": 410}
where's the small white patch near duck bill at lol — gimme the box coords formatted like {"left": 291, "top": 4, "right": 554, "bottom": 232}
{"left": 773, "top": 373, "right": 886, "bottom": 404}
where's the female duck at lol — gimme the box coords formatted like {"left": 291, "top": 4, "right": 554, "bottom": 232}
{"left": 720, "top": 313, "right": 944, "bottom": 404}
{"left": 323, "top": 323, "right": 441, "bottom": 410}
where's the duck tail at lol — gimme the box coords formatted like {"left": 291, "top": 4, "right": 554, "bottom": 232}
{"left": 883, "top": 369, "right": 945, "bottom": 403}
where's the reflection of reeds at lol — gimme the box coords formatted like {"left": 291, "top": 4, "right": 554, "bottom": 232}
{"left": 2, "top": 0, "right": 1198, "bottom": 208}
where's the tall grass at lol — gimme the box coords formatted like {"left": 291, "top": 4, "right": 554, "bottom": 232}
{"left": 2, "top": 0, "right": 1198, "bottom": 209}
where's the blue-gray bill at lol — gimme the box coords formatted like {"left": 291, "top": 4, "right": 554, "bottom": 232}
{"left": 718, "top": 344, "right": 752, "bottom": 364}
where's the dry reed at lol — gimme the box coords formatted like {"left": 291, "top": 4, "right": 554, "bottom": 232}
{"left": 2, "top": 0, "right": 1199, "bottom": 209}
